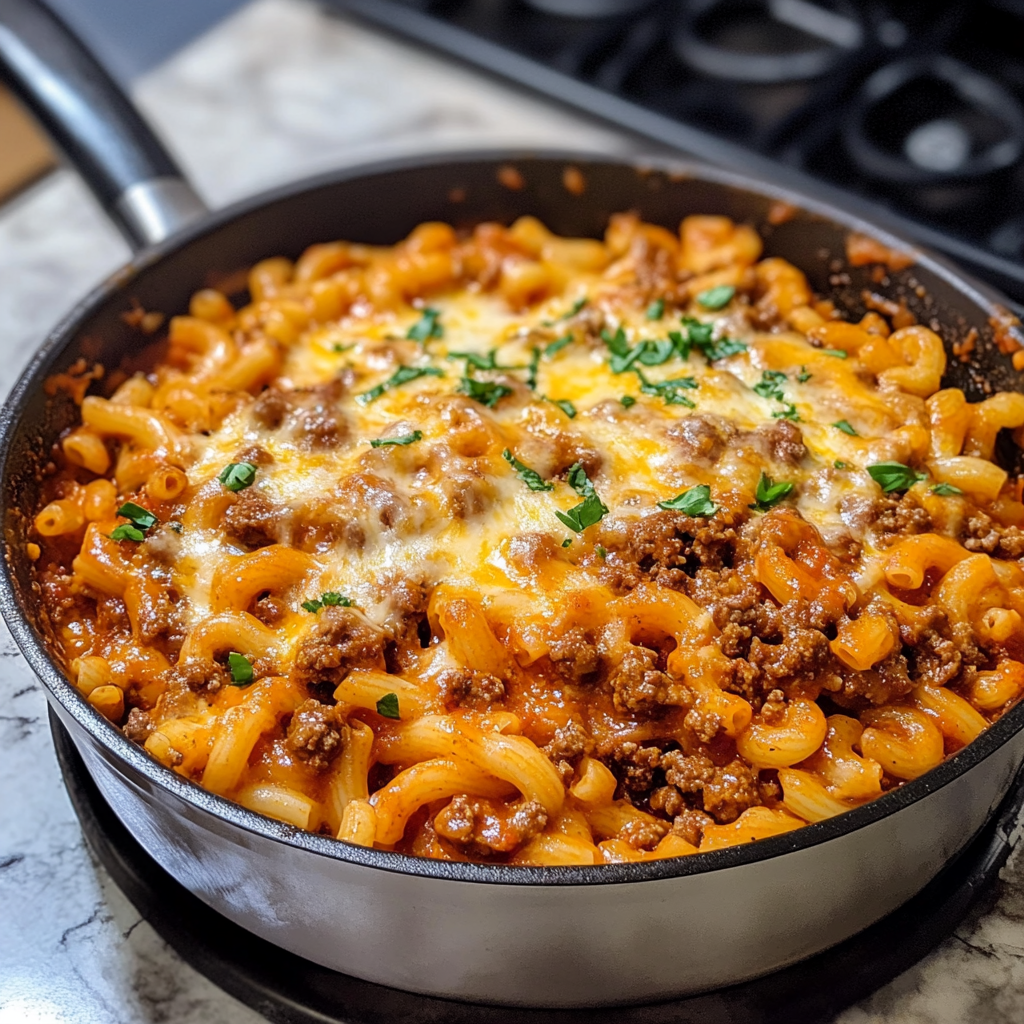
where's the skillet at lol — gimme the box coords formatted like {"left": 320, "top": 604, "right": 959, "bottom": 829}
{"left": 3, "top": 0, "right": 1024, "bottom": 1006}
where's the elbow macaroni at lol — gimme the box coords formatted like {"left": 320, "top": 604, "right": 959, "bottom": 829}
{"left": 29, "top": 209, "right": 1024, "bottom": 864}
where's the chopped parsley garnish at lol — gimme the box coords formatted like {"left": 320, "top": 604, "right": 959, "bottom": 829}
{"left": 696, "top": 285, "right": 736, "bottom": 310}
{"left": 545, "top": 333, "right": 573, "bottom": 357}
{"left": 357, "top": 365, "right": 444, "bottom": 405}
{"left": 646, "top": 298, "right": 665, "bottom": 320}
{"left": 556, "top": 463, "right": 609, "bottom": 533}
{"left": 620, "top": 395, "right": 636, "bottom": 408}
{"left": 834, "top": 460, "right": 848, "bottom": 470}
{"left": 109, "top": 502, "right": 158, "bottom": 541}
{"left": 218, "top": 462, "right": 257, "bottom": 492}
{"left": 561, "top": 537, "right": 572, "bottom": 548}
{"left": 750, "top": 472, "right": 794, "bottom": 511}
{"left": 109, "top": 524, "right": 146, "bottom": 542}
{"left": 753, "top": 370, "right": 788, "bottom": 403}
{"left": 931, "top": 482, "right": 963, "bottom": 496}
{"left": 678, "top": 317, "right": 747, "bottom": 362}
{"left": 302, "top": 591, "right": 355, "bottom": 613}
{"left": 546, "top": 397, "right": 577, "bottom": 418}
{"left": 658, "top": 484, "right": 717, "bottom": 517}
{"left": 448, "top": 349, "right": 507, "bottom": 371}
{"left": 332, "top": 343, "right": 354, "bottom": 353}
{"left": 227, "top": 652, "right": 254, "bottom": 686}
{"left": 407, "top": 307, "right": 443, "bottom": 343}
{"left": 502, "top": 449, "right": 553, "bottom": 491}
{"left": 638, "top": 372, "right": 698, "bottom": 407}
{"left": 833, "top": 420, "right": 858, "bottom": 436}
{"left": 772, "top": 403, "right": 800, "bottom": 422}
{"left": 526, "top": 347, "right": 541, "bottom": 390}
{"left": 822, "top": 348, "right": 847, "bottom": 359}
{"left": 601, "top": 326, "right": 630, "bottom": 360}
{"left": 457, "top": 377, "right": 513, "bottom": 408}
{"left": 370, "top": 430, "right": 423, "bottom": 448}
{"left": 596, "top": 545, "right": 607, "bottom": 559}
{"left": 797, "top": 366, "right": 812, "bottom": 383}
{"left": 636, "top": 338, "right": 676, "bottom": 366}
{"left": 376, "top": 692, "right": 401, "bottom": 719}
{"left": 116, "top": 501, "right": 158, "bottom": 531}
{"left": 168, "top": 521, "right": 183, "bottom": 534}
{"left": 544, "top": 296, "right": 587, "bottom": 325}
{"left": 608, "top": 335, "right": 677, "bottom": 373}
{"left": 867, "top": 461, "right": 927, "bottom": 493}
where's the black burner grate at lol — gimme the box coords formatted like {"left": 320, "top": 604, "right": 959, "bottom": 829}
{"left": 327, "top": 0, "right": 1024, "bottom": 306}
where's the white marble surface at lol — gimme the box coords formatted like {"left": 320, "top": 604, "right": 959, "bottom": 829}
{"left": 1, "top": 1, "right": 1024, "bottom": 1021}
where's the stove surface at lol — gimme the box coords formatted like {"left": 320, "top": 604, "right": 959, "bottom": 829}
{"left": 330, "top": 0, "right": 1024, "bottom": 306}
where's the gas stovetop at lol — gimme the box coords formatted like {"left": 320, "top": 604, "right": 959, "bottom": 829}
{"left": 328, "top": 0, "right": 1024, "bottom": 306}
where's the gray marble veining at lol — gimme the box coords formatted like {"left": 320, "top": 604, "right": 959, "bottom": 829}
{"left": 1, "top": 2, "right": 1024, "bottom": 1021}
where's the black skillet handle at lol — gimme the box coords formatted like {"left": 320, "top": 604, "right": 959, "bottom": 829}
{"left": 0, "top": 0, "right": 207, "bottom": 250}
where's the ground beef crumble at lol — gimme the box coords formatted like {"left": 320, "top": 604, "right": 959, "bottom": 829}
{"left": 292, "top": 606, "right": 385, "bottom": 686}
{"left": 286, "top": 698, "right": 347, "bottom": 770}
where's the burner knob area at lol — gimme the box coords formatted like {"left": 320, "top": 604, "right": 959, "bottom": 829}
{"left": 843, "top": 56, "right": 1024, "bottom": 212}
{"left": 521, "top": 0, "right": 654, "bottom": 16}
{"left": 904, "top": 119, "right": 972, "bottom": 174}
{"left": 673, "top": 0, "right": 866, "bottom": 84}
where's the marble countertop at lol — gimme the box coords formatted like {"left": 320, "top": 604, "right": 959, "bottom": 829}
{"left": 1, "top": 1, "right": 1024, "bottom": 1020}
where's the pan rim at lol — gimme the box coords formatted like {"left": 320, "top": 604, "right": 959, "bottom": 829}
{"left": 3, "top": 147, "right": 1023, "bottom": 888}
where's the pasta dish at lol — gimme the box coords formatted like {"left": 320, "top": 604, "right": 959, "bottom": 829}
{"left": 30, "top": 210, "right": 1024, "bottom": 866}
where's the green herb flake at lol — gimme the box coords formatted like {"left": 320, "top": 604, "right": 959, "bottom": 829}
{"left": 646, "top": 298, "right": 665, "bottom": 321}
{"left": 867, "top": 461, "right": 927, "bottom": 494}
{"left": 596, "top": 545, "right": 607, "bottom": 559}
{"left": 370, "top": 430, "right": 423, "bottom": 448}
{"left": 502, "top": 449, "right": 553, "bottom": 492}
{"left": 407, "top": 307, "right": 443, "bottom": 343}
{"left": 696, "top": 285, "right": 736, "bottom": 310}
{"left": 834, "top": 460, "right": 848, "bottom": 470}
{"left": 218, "top": 462, "right": 257, "bottom": 492}
{"left": 797, "top": 366, "right": 812, "bottom": 383}
{"left": 168, "top": 521, "right": 183, "bottom": 534}
{"left": 638, "top": 373, "right": 698, "bottom": 407}
{"left": 357, "top": 365, "right": 444, "bottom": 405}
{"left": 544, "top": 297, "right": 588, "bottom": 326}
{"left": 680, "top": 317, "right": 747, "bottom": 362}
{"left": 546, "top": 397, "right": 577, "bottom": 418}
{"left": 833, "top": 420, "right": 858, "bottom": 436}
{"left": 457, "top": 377, "right": 513, "bottom": 408}
{"left": 931, "top": 482, "right": 963, "bottom": 496}
{"left": 545, "top": 333, "right": 573, "bottom": 357}
{"left": 332, "top": 343, "right": 354, "bottom": 354}
{"left": 526, "top": 347, "right": 541, "bottom": 390}
{"left": 376, "top": 692, "right": 401, "bottom": 719}
{"left": 772, "top": 403, "right": 801, "bottom": 422}
{"left": 752, "top": 370, "right": 788, "bottom": 403}
{"left": 301, "top": 599, "right": 323, "bottom": 614}
{"left": 449, "top": 349, "right": 501, "bottom": 370}
{"left": 620, "top": 395, "right": 637, "bottom": 408}
{"left": 636, "top": 338, "right": 676, "bottom": 366}
{"left": 598, "top": 327, "right": 630, "bottom": 360}
{"left": 109, "top": 524, "right": 146, "bottom": 543}
{"left": 822, "top": 348, "right": 848, "bottom": 359}
{"left": 562, "top": 297, "right": 588, "bottom": 320}
{"left": 561, "top": 537, "right": 572, "bottom": 548}
{"left": 750, "top": 472, "right": 795, "bottom": 512}
{"left": 116, "top": 501, "right": 158, "bottom": 531}
{"left": 556, "top": 463, "right": 609, "bottom": 533}
{"left": 227, "top": 652, "right": 254, "bottom": 686}
{"left": 658, "top": 484, "right": 718, "bottom": 517}
{"left": 321, "top": 591, "right": 354, "bottom": 607}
